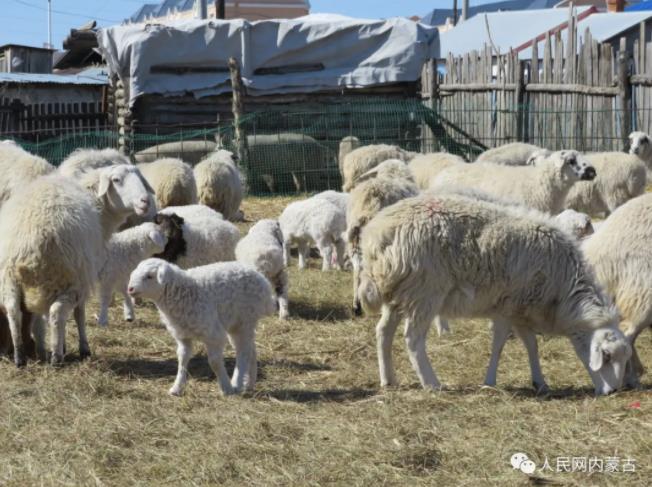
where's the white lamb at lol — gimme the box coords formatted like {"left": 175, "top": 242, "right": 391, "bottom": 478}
{"left": 312, "top": 190, "right": 350, "bottom": 216}
{"left": 476, "top": 142, "right": 551, "bottom": 165}
{"left": 127, "top": 258, "right": 275, "bottom": 396}
{"left": 137, "top": 158, "right": 197, "bottom": 209}
{"left": 58, "top": 148, "right": 132, "bottom": 178}
{"left": 158, "top": 205, "right": 240, "bottom": 268}
{"left": 564, "top": 152, "right": 646, "bottom": 217}
{"left": 628, "top": 131, "right": 652, "bottom": 174}
{"left": 341, "top": 144, "right": 415, "bottom": 192}
{"left": 338, "top": 136, "right": 361, "bottom": 176}
{"left": 194, "top": 149, "right": 244, "bottom": 221}
{"left": 0, "top": 143, "right": 54, "bottom": 206}
{"left": 279, "top": 197, "right": 346, "bottom": 271}
{"left": 431, "top": 150, "right": 596, "bottom": 214}
{"left": 358, "top": 192, "right": 631, "bottom": 395}
{"left": 409, "top": 152, "right": 465, "bottom": 189}
{"left": 236, "top": 219, "right": 289, "bottom": 319}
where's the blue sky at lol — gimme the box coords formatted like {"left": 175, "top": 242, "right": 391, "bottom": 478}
{"left": 0, "top": 1, "right": 492, "bottom": 50}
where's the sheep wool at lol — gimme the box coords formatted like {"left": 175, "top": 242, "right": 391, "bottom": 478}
{"left": 194, "top": 150, "right": 243, "bottom": 221}
{"left": 0, "top": 143, "right": 54, "bottom": 206}
{"left": 409, "top": 152, "right": 465, "bottom": 189}
{"left": 341, "top": 144, "right": 415, "bottom": 192}
{"left": 476, "top": 142, "right": 550, "bottom": 165}
{"left": 137, "top": 158, "right": 197, "bottom": 208}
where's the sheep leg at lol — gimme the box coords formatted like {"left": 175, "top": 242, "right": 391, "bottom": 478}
{"left": 624, "top": 328, "right": 646, "bottom": 389}
{"left": 74, "top": 304, "right": 91, "bottom": 360}
{"left": 121, "top": 287, "right": 135, "bottom": 322}
{"left": 404, "top": 316, "right": 441, "bottom": 390}
{"left": 31, "top": 314, "right": 47, "bottom": 362}
{"left": 169, "top": 339, "right": 193, "bottom": 396}
{"left": 97, "top": 285, "right": 112, "bottom": 328}
{"left": 514, "top": 327, "right": 549, "bottom": 394}
{"left": 334, "top": 238, "right": 346, "bottom": 271}
{"left": 351, "top": 251, "right": 362, "bottom": 316}
{"left": 317, "top": 239, "right": 333, "bottom": 271}
{"left": 3, "top": 290, "right": 25, "bottom": 367}
{"left": 434, "top": 316, "right": 450, "bottom": 336}
{"left": 49, "top": 298, "right": 75, "bottom": 365}
{"left": 376, "top": 304, "right": 401, "bottom": 387}
{"left": 229, "top": 328, "right": 255, "bottom": 393}
{"left": 483, "top": 319, "right": 512, "bottom": 387}
{"left": 276, "top": 271, "right": 289, "bottom": 320}
{"left": 248, "top": 341, "right": 258, "bottom": 391}
{"left": 297, "top": 241, "right": 309, "bottom": 270}
{"left": 206, "top": 339, "right": 234, "bottom": 396}
{"left": 282, "top": 240, "right": 291, "bottom": 267}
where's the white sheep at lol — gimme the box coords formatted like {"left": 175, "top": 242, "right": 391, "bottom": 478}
{"left": 158, "top": 205, "right": 240, "bottom": 268}
{"left": 312, "top": 190, "right": 349, "bottom": 216}
{"left": 96, "top": 220, "right": 175, "bottom": 328}
{"left": 431, "top": 150, "right": 596, "bottom": 214}
{"left": 137, "top": 158, "right": 197, "bottom": 209}
{"left": 553, "top": 209, "right": 594, "bottom": 240}
{"left": 628, "top": 131, "right": 652, "bottom": 174}
{"left": 354, "top": 159, "right": 415, "bottom": 185}
{"left": 358, "top": 192, "right": 631, "bottom": 395}
{"left": 58, "top": 148, "right": 132, "bottom": 178}
{"left": 194, "top": 149, "right": 243, "bottom": 221}
{"left": 409, "top": 152, "right": 465, "bottom": 189}
{"left": 127, "top": 258, "right": 275, "bottom": 396}
{"left": 582, "top": 192, "right": 652, "bottom": 388}
{"left": 0, "top": 143, "right": 54, "bottom": 206}
{"left": 0, "top": 165, "right": 152, "bottom": 366}
{"left": 341, "top": 144, "right": 415, "bottom": 192}
{"left": 338, "top": 136, "right": 361, "bottom": 176}
{"left": 236, "top": 219, "right": 289, "bottom": 319}
{"left": 279, "top": 197, "right": 346, "bottom": 271}
{"left": 476, "top": 142, "right": 551, "bottom": 165}
{"left": 564, "top": 152, "right": 646, "bottom": 217}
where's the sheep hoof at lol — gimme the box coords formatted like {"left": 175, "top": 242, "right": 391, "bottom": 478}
{"left": 125, "top": 317, "right": 134, "bottom": 323}
{"left": 168, "top": 387, "right": 183, "bottom": 397}
{"left": 533, "top": 382, "right": 550, "bottom": 395}
{"left": 352, "top": 303, "right": 363, "bottom": 317}
{"left": 279, "top": 310, "right": 289, "bottom": 320}
{"left": 13, "top": 346, "right": 26, "bottom": 368}
{"left": 79, "top": 349, "right": 91, "bottom": 361}
{"left": 50, "top": 353, "right": 64, "bottom": 366}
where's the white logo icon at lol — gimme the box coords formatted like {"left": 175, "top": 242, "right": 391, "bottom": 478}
{"left": 511, "top": 452, "right": 536, "bottom": 474}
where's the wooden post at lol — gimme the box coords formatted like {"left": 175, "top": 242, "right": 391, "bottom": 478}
{"left": 516, "top": 61, "right": 525, "bottom": 142}
{"left": 229, "top": 56, "right": 248, "bottom": 168}
{"left": 216, "top": 0, "right": 225, "bottom": 19}
{"left": 618, "top": 36, "right": 631, "bottom": 148}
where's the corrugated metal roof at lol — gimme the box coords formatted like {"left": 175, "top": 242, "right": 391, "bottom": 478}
{"left": 421, "top": 0, "right": 559, "bottom": 27}
{"left": 439, "top": 7, "right": 592, "bottom": 58}
{"left": 0, "top": 72, "right": 108, "bottom": 85}
{"left": 519, "top": 11, "right": 652, "bottom": 58}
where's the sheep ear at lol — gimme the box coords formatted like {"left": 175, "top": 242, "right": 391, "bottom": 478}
{"left": 589, "top": 340, "right": 604, "bottom": 372}
{"left": 156, "top": 263, "right": 170, "bottom": 285}
{"left": 149, "top": 230, "right": 167, "bottom": 248}
{"left": 98, "top": 172, "right": 111, "bottom": 197}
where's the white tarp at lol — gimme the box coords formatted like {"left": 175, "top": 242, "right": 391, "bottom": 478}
{"left": 98, "top": 15, "right": 439, "bottom": 106}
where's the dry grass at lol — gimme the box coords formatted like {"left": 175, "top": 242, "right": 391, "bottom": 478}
{"left": 0, "top": 195, "right": 650, "bottom": 486}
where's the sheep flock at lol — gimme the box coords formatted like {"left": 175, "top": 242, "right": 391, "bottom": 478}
{"left": 1, "top": 133, "right": 652, "bottom": 403}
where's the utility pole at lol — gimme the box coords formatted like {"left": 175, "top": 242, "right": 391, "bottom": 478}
{"left": 216, "top": 0, "right": 226, "bottom": 19}
{"left": 196, "top": 0, "right": 207, "bottom": 19}
{"left": 453, "top": 0, "right": 458, "bottom": 26}
{"left": 462, "top": 0, "right": 469, "bottom": 22}
{"left": 47, "top": 0, "right": 53, "bottom": 48}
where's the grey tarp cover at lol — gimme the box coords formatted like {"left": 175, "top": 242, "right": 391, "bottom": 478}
{"left": 97, "top": 15, "right": 439, "bottom": 107}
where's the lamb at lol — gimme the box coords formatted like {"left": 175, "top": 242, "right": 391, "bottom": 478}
{"left": 358, "top": 192, "right": 631, "bottom": 395}
{"left": 0, "top": 143, "right": 54, "bottom": 206}
{"left": 158, "top": 205, "right": 240, "bottom": 268}
{"left": 628, "top": 131, "right": 652, "bottom": 173}
{"left": 338, "top": 136, "right": 361, "bottom": 176}
{"left": 430, "top": 150, "right": 596, "bottom": 214}
{"left": 137, "top": 158, "right": 197, "bottom": 209}
{"left": 0, "top": 164, "right": 152, "bottom": 366}
{"left": 236, "top": 219, "right": 289, "bottom": 319}
{"left": 58, "top": 148, "right": 132, "bottom": 178}
{"left": 194, "top": 150, "right": 243, "bottom": 221}
{"left": 582, "top": 192, "right": 652, "bottom": 388}
{"left": 347, "top": 175, "right": 419, "bottom": 316}
{"left": 127, "top": 258, "right": 275, "bottom": 396}
{"left": 341, "top": 144, "right": 415, "bottom": 192}
{"left": 279, "top": 197, "right": 346, "bottom": 271}
{"left": 96, "top": 215, "right": 184, "bottom": 328}
{"left": 564, "top": 152, "right": 646, "bottom": 217}
{"left": 409, "top": 152, "right": 465, "bottom": 189}
{"left": 476, "top": 142, "right": 551, "bottom": 165}
{"left": 312, "top": 190, "right": 350, "bottom": 216}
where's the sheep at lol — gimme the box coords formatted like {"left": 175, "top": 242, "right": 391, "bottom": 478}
{"left": 194, "top": 150, "right": 243, "bottom": 221}
{"left": 358, "top": 192, "right": 632, "bottom": 395}
{"left": 430, "top": 150, "right": 596, "bottom": 214}
{"left": 564, "top": 152, "right": 646, "bottom": 217}
{"left": 347, "top": 175, "right": 419, "bottom": 316}
{"left": 0, "top": 165, "right": 152, "bottom": 366}
{"left": 312, "top": 190, "right": 350, "bottom": 216}
{"left": 628, "top": 131, "right": 652, "bottom": 173}
{"left": 279, "top": 197, "right": 346, "bottom": 271}
{"left": 338, "top": 136, "right": 361, "bottom": 176}
{"left": 582, "top": 192, "right": 652, "bottom": 389}
{"left": 354, "top": 159, "right": 415, "bottom": 185}
{"left": 137, "top": 158, "right": 197, "bottom": 209}
{"left": 0, "top": 143, "right": 54, "bottom": 206}
{"left": 96, "top": 216, "right": 184, "bottom": 328}
{"left": 341, "top": 144, "right": 415, "bottom": 192}
{"left": 236, "top": 219, "right": 289, "bottom": 319}
{"left": 58, "top": 148, "right": 131, "bottom": 178}
{"left": 158, "top": 205, "right": 240, "bottom": 268}
{"left": 127, "top": 258, "right": 275, "bottom": 395}
{"left": 409, "top": 152, "right": 465, "bottom": 189}
{"left": 553, "top": 209, "right": 594, "bottom": 240}
{"left": 476, "top": 142, "right": 551, "bottom": 165}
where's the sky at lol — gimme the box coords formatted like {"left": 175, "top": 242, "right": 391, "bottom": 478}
{"left": 0, "top": 1, "right": 494, "bottom": 50}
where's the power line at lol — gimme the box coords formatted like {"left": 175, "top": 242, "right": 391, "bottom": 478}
{"left": 10, "top": 0, "right": 121, "bottom": 24}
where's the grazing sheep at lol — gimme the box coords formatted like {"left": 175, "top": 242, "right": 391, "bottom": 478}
{"left": 358, "top": 192, "right": 631, "bottom": 395}
{"left": 158, "top": 205, "right": 239, "bottom": 268}
{"left": 564, "top": 153, "right": 646, "bottom": 217}
{"left": 236, "top": 219, "right": 289, "bottom": 319}
{"left": 58, "top": 148, "right": 131, "bottom": 178}
{"left": 96, "top": 216, "right": 184, "bottom": 328}
{"left": 582, "top": 192, "right": 652, "bottom": 388}
{"left": 0, "top": 143, "right": 54, "bottom": 206}
{"left": 279, "top": 198, "right": 346, "bottom": 271}
{"left": 431, "top": 150, "right": 596, "bottom": 214}
{"left": 347, "top": 175, "right": 419, "bottom": 316}
{"left": 341, "top": 144, "right": 415, "bottom": 192}
{"left": 338, "top": 136, "right": 361, "bottom": 176}
{"left": 127, "top": 259, "right": 275, "bottom": 395}
{"left": 476, "top": 142, "right": 551, "bottom": 166}
{"left": 194, "top": 150, "right": 243, "bottom": 221}
{"left": 0, "top": 165, "right": 152, "bottom": 366}
{"left": 628, "top": 131, "right": 652, "bottom": 173}
{"left": 409, "top": 152, "right": 465, "bottom": 189}
{"left": 137, "top": 158, "right": 197, "bottom": 209}
{"left": 354, "top": 159, "right": 415, "bottom": 186}
{"left": 554, "top": 209, "right": 594, "bottom": 240}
